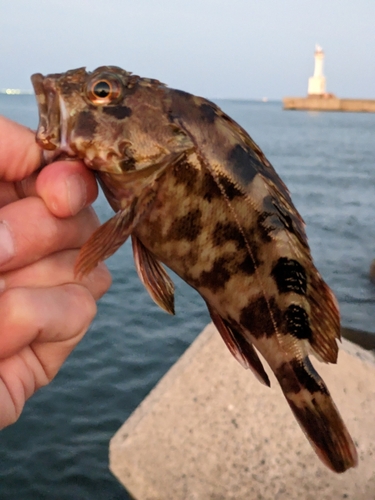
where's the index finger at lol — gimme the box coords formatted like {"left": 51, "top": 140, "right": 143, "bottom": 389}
{"left": 0, "top": 116, "right": 42, "bottom": 182}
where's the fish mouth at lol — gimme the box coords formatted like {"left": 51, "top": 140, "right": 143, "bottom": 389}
{"left": 31, "top": 73, "right": 77, "bottom": 165}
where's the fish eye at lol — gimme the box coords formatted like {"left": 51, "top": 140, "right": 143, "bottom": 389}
{"left": 93, "top": 81, "right": 111, "bottom": 98}
{"left": 86, "top": 75, "right": 122, "bottom": 104}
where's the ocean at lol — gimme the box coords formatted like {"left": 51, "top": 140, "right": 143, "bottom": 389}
{"left": 0, "top": 94, "right": 374, "bottom": 499}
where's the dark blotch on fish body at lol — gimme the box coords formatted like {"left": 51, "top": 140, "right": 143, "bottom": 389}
{"left": 238, "top": 253, "right": 257, "bottom": 276}
{"left": 240, "top": 296, "right": 281, "bottom": 338}
{"left": 284, "top": 304, "right": 312, "bottom": 340}
{"left": 173, "top": 89, "right": 193, "bottom": 100}
{"left": 272, "top": 257, "right": 307, "bottom": 295}
{"left": 227, "top": 144, "right": 258, "bottom": 185}
{"left": 75, "top": 111, "right": 98, "bottom": 138}
{"left": 291, "top": 358, "right": 328, "bottom": 395}
{"left": 196, "top": 256, "right": 232, "bottom": 292}
{"left": 173, "top": 161, "right": 199, "bottom": 195}
{"left": 201, "top": 171, "right": 243, "bottom": 203}
{"left": 103, "top": 106, "right": 132, "bottom": 119}
{"left": 167, "top": 209, "right": 203, "bottom": 242}
{"left": 200, "top": 103, "right": 217, "bottom": 123}
{"left": 277, "top": 358, "right": 328, "bottom": 396}
{"left": 212, "top": 222, "right": 259, "bottom": 275}
{"left": 212, "top": 221, "right": 245, "bottom": 249}
{"left": 276, "top": 362, "right": 301, "bottom": 394}
{"left": 202, "top": 171, "right": 222, "bottom": 202}
{"left": 216, "top": 174, "right": 244, "bottom": 201}
{"left": 256, "top": 212, "right": 274, "bottom": 243}
{"left": 272, "top": 202, "right": 295, "bottom": 233}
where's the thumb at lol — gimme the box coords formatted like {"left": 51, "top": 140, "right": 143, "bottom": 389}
{"left": 0, "top": 116, "right": 42, "bottom": 182}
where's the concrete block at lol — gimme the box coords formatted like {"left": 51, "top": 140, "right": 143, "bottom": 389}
{"left": 109, "top": 323, "right": 375, "bottom": 500}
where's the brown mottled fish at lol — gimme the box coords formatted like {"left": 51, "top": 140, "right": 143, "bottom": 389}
{"left": 31, "top": 66, "right": 357, "bottom": 472}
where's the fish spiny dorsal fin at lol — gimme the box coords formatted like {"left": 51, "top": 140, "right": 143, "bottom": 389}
{"left": 307, "top": 270, "right": 340, "bottom": 363}
{"left": 131, "top": 235, "right": 175, "bottom": 315}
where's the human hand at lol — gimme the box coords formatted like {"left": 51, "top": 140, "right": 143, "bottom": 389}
{"left": 0, "top": 116, "right": 112, "bottom": 428}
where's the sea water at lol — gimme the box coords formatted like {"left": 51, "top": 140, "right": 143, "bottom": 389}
{"left": 0, "top": 95, "right": 374, "bottom": 499}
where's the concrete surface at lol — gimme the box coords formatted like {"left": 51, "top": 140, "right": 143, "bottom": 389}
{"left": 283, "top": 97, "right": 375, "bottom": 112}
{"left": 110, "top": 323, "right": 375, "bottom": 500}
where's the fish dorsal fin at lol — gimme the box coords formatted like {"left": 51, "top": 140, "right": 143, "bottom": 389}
{"left": 307, "top": 271, "right": 340, "bottom": 363}
{"left": 131, "top": 235, "right": 175, "bottom": 315}
{"left": 206, "top": 302, "right": 270, "bottom": 387}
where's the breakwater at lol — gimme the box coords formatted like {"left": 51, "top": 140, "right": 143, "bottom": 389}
{"left": 283, "top": 96, "right": 375, "bottom": 113}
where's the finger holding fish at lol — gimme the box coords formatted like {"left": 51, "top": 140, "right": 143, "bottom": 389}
{"left": 0, "top": 283, "right": 98, "bottom": 428}
{"left": 0, "top": 198, "right": 100, "bottom": 273}
{"left": 0, "top": 115, "right": 98, "bottom": 216}
{"left": 35, "top": 160, "right": 98, "bottom": 217}
{"left": 0, "top": 116, "right": 41, "bottom": 182}
{"left": 0, "top": 249, "right": 111, "bottom": 300}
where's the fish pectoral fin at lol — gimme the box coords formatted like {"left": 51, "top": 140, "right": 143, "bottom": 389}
{"left": 75, "top": 187, "right": 157, "bottom": 277}
{"left": 75, "top": 205, "right": 136, "bottom": 277}
{"left": 206, "top": 302, "right": 270, "bottom": 387}
{"left": 131, "top": 235, "right": 175, "bottom": 315}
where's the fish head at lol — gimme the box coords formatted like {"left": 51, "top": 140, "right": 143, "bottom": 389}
{"left": 31, "top": 66, "right": 188, "bottom": 174}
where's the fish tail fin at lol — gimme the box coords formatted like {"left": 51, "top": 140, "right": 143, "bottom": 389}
{"left": 276, "top": 356, "right": 358, "bottom": 472}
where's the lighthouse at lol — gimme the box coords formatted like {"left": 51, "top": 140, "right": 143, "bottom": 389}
{"left": 308, "top": 44, "right": 326, "bottom": 96}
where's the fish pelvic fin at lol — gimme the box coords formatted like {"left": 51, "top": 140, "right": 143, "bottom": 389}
{"left": 131, "top": 235, "right": 175, "bottom": 315}
{"left": 207, "top": 303, "right": 270, "bottom": 387}
{"left": 276, "top": 356, "right": 358, "bottom": 472}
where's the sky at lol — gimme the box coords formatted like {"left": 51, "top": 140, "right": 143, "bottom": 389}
{"left": 0, "top": 0, "right": 374, "bottom": 99}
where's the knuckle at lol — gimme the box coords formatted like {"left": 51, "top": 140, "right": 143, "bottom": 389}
{"left": 84, "top": 263, "right": 112, "bottom": 299}
{"left": 64, "top": 284, "right": 98, "bottom": 331}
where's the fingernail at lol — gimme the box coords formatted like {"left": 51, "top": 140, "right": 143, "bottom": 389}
{"left": 66, "top": 174, "right": 87, "bottom": 215}
{"left": 0, "top": 222, "right": 15, "bottom": 266}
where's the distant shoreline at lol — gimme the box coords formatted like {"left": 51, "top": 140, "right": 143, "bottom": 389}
{"left": 0, "top": 89, "right": 33, "bottom": 95}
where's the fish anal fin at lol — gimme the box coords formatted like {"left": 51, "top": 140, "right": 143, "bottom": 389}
{"left": 206, "top": 303, "right": 270, "bottom": 387}
{"left": 131, "top": 235, "right": 175, "bottom": 315}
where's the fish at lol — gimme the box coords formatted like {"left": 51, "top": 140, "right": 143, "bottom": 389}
{"left": 31, "top": 66, "right": 358, "bottom": 473}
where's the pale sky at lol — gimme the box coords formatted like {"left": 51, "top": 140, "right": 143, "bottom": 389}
{"left": 1, "top": 0, "right": 374, "bottom": 99}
